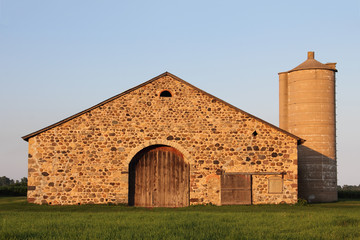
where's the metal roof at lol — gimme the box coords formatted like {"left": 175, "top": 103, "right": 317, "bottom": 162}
{"left": 287, "top": 51, "right": 337, "bottom": 73}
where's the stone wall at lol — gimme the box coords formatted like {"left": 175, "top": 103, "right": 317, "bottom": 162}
{"left": 27, "top": 74, "right": 298, "bottom": 205}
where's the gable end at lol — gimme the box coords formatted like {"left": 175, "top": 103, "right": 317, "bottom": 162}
{"left": 22, "top": 72, "right": 304, "bottom": 144}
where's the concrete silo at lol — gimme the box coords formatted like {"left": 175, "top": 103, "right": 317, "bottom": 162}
{"left": 279, "top": 51, "right": 337, "bottom": 202}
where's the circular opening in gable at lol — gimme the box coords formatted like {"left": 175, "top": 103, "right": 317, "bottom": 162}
{"left": 160, "top": 90, "right": 172, "bottom": 97}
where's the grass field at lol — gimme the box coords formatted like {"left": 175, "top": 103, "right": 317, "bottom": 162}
{"left": 0, "top": 197, "right": 359, "bottom": 240}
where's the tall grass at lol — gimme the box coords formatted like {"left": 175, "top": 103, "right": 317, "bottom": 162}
{"left": 0, "top": 197, "right": 359, "bottom": 240}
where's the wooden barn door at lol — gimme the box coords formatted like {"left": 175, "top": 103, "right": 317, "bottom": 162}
{"left": 221, "top": 174, "right": 252, "bottom": 205}
{"left": 130, "top": 146, "right": 189, "bottom": 207}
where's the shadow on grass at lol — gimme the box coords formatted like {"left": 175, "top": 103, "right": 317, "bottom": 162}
{"left": 1, "top": 196, "right": 360, "bottom": 214}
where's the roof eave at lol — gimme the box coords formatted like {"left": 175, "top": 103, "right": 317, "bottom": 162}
{"left": 287, "top": 67, "right": 338, "bottom": 73}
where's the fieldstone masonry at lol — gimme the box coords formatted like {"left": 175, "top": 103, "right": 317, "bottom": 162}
{"left": 24, "top": 72, "right": 299, "bottom": 205}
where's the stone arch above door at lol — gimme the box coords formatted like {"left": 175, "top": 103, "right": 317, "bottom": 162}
{"left": 126, "top": 140, "right": 192, "bottom": 166}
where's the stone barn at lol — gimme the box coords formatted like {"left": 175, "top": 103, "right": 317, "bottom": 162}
{"left": 22, "top": 72, "right": 302, "bottom": 206}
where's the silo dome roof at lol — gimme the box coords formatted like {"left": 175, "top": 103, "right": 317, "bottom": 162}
{"left": 288, "top": 51, "right": 337, "bottom": 73}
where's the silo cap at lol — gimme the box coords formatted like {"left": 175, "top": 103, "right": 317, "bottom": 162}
{"left": 286, "top": 51, "right": 337, "bottom": 73}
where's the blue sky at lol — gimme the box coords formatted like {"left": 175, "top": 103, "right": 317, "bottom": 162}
{"left": 0, "top": 0, "right": 359, "bottom": 185}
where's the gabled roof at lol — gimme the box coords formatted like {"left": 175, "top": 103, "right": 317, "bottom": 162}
{"left": 22, "top": 72, "right": 304, "bottom": 144}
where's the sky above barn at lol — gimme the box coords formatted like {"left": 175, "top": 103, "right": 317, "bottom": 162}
{"left": 0, "top": 0, "right": 359, "bottom": 185}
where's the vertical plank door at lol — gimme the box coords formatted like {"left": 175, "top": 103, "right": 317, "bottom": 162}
{"left": 133, "top": 146, "right": 189, "bottom": 207}
{"left": 221, "top": 174, "right": 252, "bottom": 205}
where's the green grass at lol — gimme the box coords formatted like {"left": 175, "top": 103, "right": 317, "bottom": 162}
{"left": 0, "top": 197, "right": 359, "bottom": 240}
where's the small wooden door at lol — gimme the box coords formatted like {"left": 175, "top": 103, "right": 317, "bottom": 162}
{"left": 221, "top": 174, "right": 252, "bottom": 205}
{"left": 129, "top": 146, "right": 189, "bottom": 207}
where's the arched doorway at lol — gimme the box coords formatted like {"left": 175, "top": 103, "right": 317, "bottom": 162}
{"left": 128, "top": 145, "right": 189, "bottom": 207}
